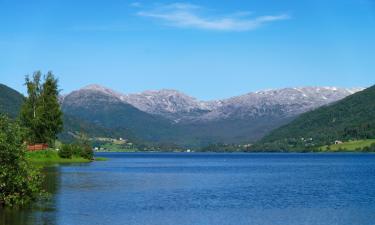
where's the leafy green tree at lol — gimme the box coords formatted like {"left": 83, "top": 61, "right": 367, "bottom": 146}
{"left": 20, "top": 71, "right": 63, "bottom": 145}
{"left": 38, "top": 72, "right": 63, "bottom": 145}
{"left": 20, "top": 71, "right": 42, "bottom": 143}
{"left": 0, "top": 115, "right": 43, "bottom": 207}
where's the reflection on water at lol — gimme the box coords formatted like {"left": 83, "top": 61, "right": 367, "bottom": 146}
{"left": 0, "top": 166, "right": 60, "bottom": 225}
{"left": 1, "top": 153, "right": 375, "bottom": 225}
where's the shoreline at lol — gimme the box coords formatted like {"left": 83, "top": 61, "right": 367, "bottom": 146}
{"left": 26, "top": 150, "right": 107, "bottom": 166}
{"left": 94, "top": 151, "right": 375, "bottom": 154}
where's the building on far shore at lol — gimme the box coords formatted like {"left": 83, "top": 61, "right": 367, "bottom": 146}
{"left": 335, "top": 140, "right": 343, "bottom": 145}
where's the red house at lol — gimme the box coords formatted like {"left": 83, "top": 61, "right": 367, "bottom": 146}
{"left": 27, "top": 144, "right": 49, "bottom": 151}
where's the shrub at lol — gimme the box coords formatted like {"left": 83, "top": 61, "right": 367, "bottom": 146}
{"left": 58, "top": 144, "right": 73, "bottom": 159}
{"left": 70, "top": 144, "right": 82, "bottom": 156}
{"left": 76, "top": 133, "right": 93, "bottom": 160}
{"left": 79, "top": 143, "right": 93, "bottom": 160}
{"left": 370, "top": 143, "right": 375, "bottom": 152}
{"left": 363, "top": 143, "right": 375, "bottom": 152}
{"left": 0, "top": 115, "right": 43, "bottom": 207}
{"left": 58, "top": 142, "right": 93, "bottom": 160}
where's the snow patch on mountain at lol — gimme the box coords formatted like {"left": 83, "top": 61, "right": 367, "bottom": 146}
{"left": 66, "top": 84, "right": 364, "bottom": 123}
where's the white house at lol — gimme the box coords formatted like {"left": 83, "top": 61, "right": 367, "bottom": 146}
{"left": 335, "top": 140, "right": 343, "bottom": 145}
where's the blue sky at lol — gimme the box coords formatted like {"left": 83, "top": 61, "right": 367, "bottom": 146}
{"left": 0, "top": 0, "right": 374, "bottom": 100}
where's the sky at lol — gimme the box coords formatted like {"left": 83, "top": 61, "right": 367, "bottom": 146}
{"left": 0, "top": 0, "right": 374, "bottom": 100}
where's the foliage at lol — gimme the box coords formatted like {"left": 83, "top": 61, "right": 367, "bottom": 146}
{"left": 256, "top": 85, "right": 375, "bottom": 151}
{"left": 0, "top": 115, "right": 43, "bottom": 207}
{"left": 76, "top": 133, "right": 94, "bottom": 160}
{"left": 362, "top": 143, "right": 375, "bottom": 152}
{"left": 20, "top": 71, "right": 63, "bottom": 145}
{"left": 59, "top": 135, "right": 93, "bottom": 160}
{"left": 58, "top": 144, "right": 73, "bottom": 159}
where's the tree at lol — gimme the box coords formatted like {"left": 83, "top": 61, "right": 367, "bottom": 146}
{"left": 38, "top": 72, "right": 63, "bottom": 145}
{"left": 20, "top": 71, "right": 42, "bottom": 143}
{"left": 0, "top": 115, "right": 43, "bottom": 207}
{"left": 20, "top": 71, "right": 63, "bottom": 146}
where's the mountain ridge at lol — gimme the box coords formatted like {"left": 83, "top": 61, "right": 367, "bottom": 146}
{"left": 73, "top": 84, "right": 363, "bottom": 122}
{"left": 255, "top": 85, "right": 375, "bottom": 151}
{"left": 61, "top": 84, "right": 362, "bottom": 146}
{"left": 0, "top": 82, "right": 365, "bottom": 147}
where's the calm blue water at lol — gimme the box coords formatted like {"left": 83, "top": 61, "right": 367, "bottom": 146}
{"left": 2, "top": 153, "right": 375, "bottom": 225}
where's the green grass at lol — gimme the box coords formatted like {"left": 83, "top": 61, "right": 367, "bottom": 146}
{"left": 319, "top": 139, "right": 375, "bottom": 151}
{"left": 26, "top": 149, "right": 91, "bottom": 165}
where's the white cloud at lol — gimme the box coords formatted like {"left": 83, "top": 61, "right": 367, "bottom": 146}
{"left": 137, "top": 3, "right": 290, "bottom": 31}
{"left": 130, "top": 2, "right": 142, "bottom": 8}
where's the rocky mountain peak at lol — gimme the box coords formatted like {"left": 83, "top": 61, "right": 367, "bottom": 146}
{"left": 81, "top": 84, "right": 125, "bottom": 99}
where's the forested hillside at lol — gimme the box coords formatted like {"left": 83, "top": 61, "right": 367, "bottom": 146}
{"left": 0, "top": 84, "right": 24, "bottom": 118}
{"left": 256, "top": 85, "right": 375, "bottom": 151}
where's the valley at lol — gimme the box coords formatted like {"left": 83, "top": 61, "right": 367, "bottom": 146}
{"left": 1, "top": 82, "right": 374, "bottom": 151}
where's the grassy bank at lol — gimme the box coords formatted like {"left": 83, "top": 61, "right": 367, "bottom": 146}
{"left": 26, "top": 149, "right": 91, "bottom": 165}
{"left": 319, "top": 139, "right": 375, "bottom": 151}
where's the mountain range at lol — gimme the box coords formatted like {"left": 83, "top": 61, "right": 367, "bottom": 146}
{"left": 2, "top": 82, "right": 374, "bottom": 150}
{"left": 60, "top": 84, "right": 362, "bottom": 146}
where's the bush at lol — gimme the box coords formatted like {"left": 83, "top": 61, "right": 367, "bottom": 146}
{"left": 362, "top": 146, "right": 371, "bottom": 152}
{"left": 79, "top": 143, "right": 93, "bottom": 160}
{"left": 371, "top": 143, "right": 375, "bottom": 152}
{"left": 58, "top": 142, "right": 93, "bottom": 160}
{"left": 0, "top": 115, "right": 43, "bottom": 207}
{"left": 363, "top": 143, "right": 375, "bottom": 152}
{"left": 70, "top": 144, "right": 82, "bottom": 156}
{"left": 58, "top": 144, "right": 73, "bottom": 159}
{"left": 76, "top": 133, "right": 93, "bottom": 160}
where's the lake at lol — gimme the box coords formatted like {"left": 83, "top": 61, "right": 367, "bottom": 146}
{"left": 1, "top": 153, "right": 375, "bottom": 225}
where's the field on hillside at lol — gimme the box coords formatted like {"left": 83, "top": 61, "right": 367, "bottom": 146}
{"left": 320, "top": 139, "right": 375, "bottom": 151}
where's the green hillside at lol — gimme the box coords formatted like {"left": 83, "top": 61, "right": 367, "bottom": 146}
{"left": 255, "top": 85, "right": 375, "bottom": 151}
{"left": 62, "top": 96, "right": 177, "bottom": 143}
{"left": 0, "top": 83, "right": 127, "bottom": 143}
{"left": 59, "top": 113, "right": 137, "bottom": 142}
{"left": 0, "top": 84, "right": 25, "bottom": 118}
